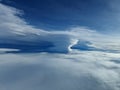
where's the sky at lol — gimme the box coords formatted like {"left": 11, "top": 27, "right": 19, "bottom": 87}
{"left": 0, "top": 0, "right": 120, "bottom": 90}
{"left": 0, "top": 0, "right": 120, "bottom": 53}
{"left": 1, "top": 0, "right": 120, "bottom": 34}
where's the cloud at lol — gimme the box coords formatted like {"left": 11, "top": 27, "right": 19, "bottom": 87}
{"left": 0, "top": 2, "right": 120, "bottom": 54}
{"left": 0, "top": 51, "right": 120, "bottom": 90}
{"left": 0, "top": 3, "right": 74, "bottom": 53}
{"left": 0, "top": 2, "right": 120, "bottom": 90}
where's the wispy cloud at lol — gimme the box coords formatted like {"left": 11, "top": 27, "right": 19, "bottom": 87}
{"left": 0, "top": 2, "right": 120, "bottom": 53}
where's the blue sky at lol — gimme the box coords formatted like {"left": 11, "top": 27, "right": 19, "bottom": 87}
{"left": 0, "top": 1, "right": 120, "bottom": 90}
{"left": 1, "top": 0, "right": 120, "bottom": 33}
{"left": 0, "top": 0, "right": 120, "bottom": 53}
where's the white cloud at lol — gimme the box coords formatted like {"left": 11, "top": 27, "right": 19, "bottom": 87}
{"left": 0, "top": 3, "right": 120, "bottom": 53}
{"left": 0, "top": 51, "right": 119, "bottom": 90}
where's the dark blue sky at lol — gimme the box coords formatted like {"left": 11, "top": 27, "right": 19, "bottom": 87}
{"left": 1, "top": 0, "right": 120, "bottom": 33}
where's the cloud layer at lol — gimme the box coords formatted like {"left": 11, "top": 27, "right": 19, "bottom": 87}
{"left": 0, "top": 51, "right": 120, "bottom": 90}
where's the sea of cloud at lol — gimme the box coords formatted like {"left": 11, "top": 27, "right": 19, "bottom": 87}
{"left": 0, "top": 2, "right": 120, "bottom": 90}
{"left": 0, "top": 51, "right": 120, "bottom": 90}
